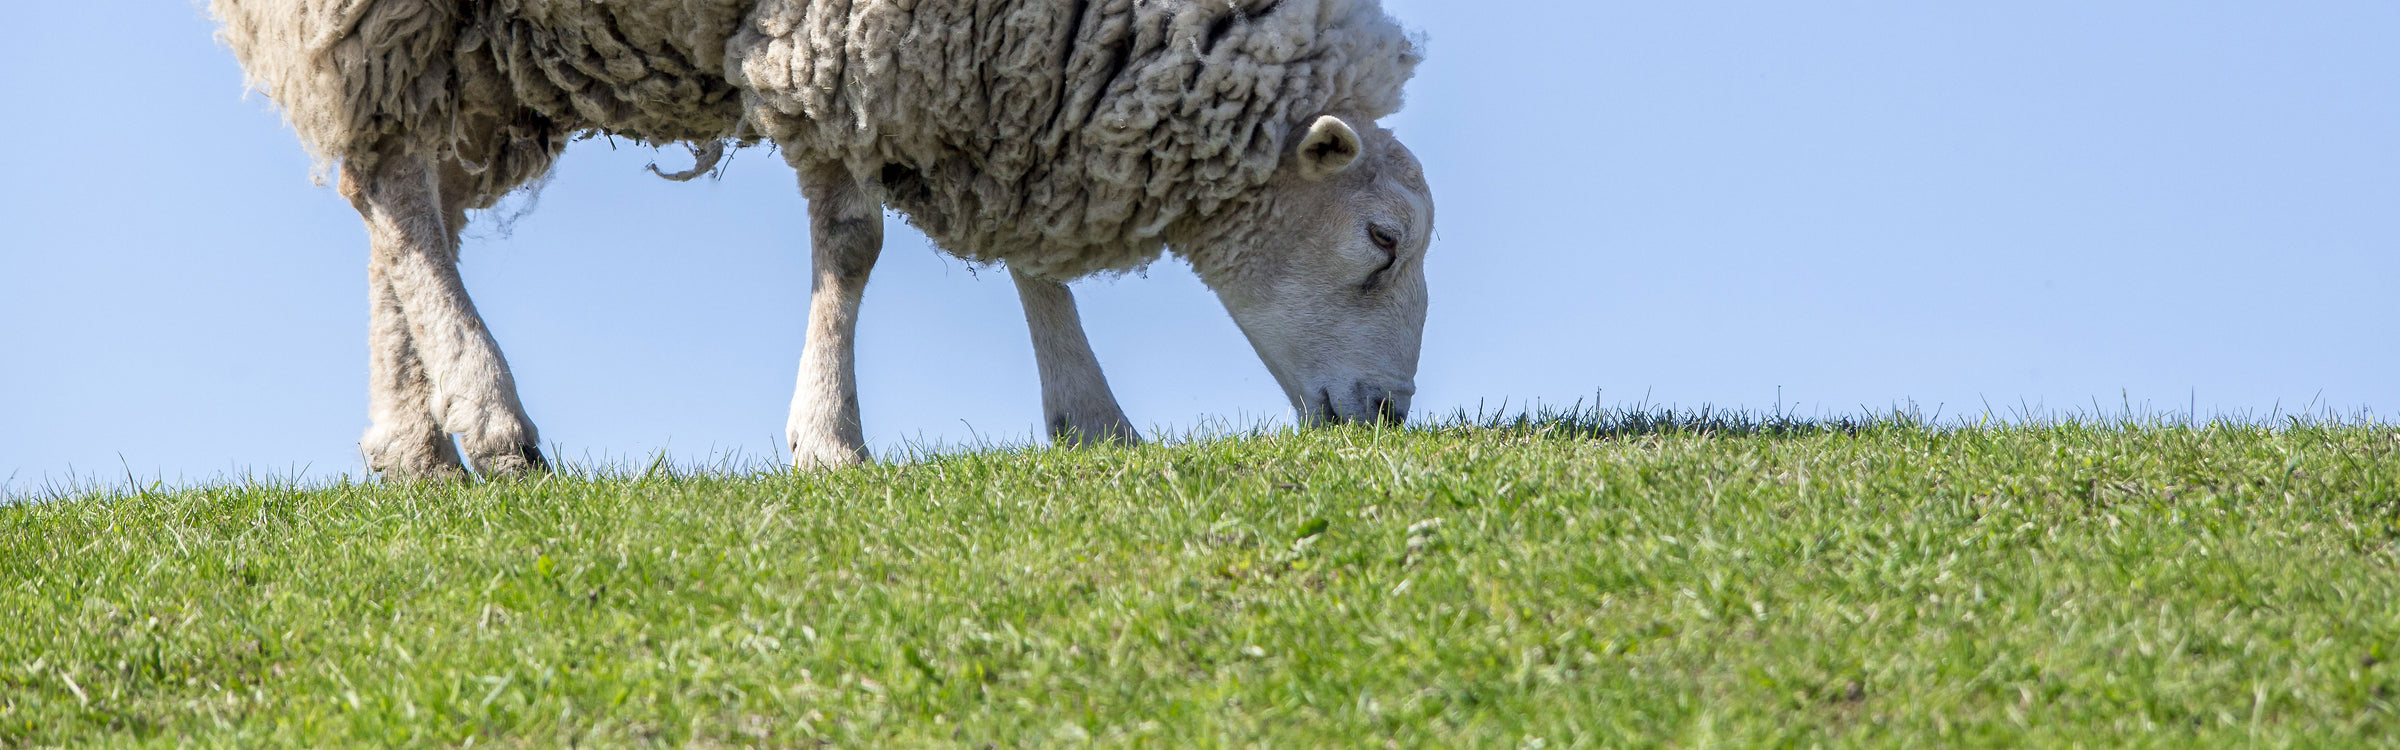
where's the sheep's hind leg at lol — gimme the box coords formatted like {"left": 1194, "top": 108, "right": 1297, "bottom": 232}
{"left": 345, "top": 153, "right": 547, "bottom": 478}
{"left": 785, "top": 166, "right": 883, "bottom": 470}
{"left": 1010, "top": 270, "right": 1141, "bottom": 447}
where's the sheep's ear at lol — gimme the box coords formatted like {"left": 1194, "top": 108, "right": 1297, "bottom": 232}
{"left": 1296, "top": 115, "right": 1364, "bottom": 180}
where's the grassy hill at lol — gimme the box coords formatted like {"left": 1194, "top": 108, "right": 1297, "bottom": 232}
{"left": 6, "top": 411, "right": 2400, "bottom": 746}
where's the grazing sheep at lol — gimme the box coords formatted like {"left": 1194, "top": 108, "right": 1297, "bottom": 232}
{"left": 210, "top": 0, "right": 1437, "bottom": 476}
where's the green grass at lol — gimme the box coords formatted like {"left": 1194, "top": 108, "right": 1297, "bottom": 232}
{"left": 7, "top": 411, "right": 2400, "bottom": 747}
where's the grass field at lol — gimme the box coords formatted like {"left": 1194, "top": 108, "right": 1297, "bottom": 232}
{"left": 6, "top": 410, "right": 2400, "bottom": 746}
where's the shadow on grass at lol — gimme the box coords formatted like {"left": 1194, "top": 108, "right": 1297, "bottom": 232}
{"left": 1419, "top": 396, "right": 2388, "bottom": 444}
{"left": 1427, "top": 401, "right": 1873, "bottom": 441}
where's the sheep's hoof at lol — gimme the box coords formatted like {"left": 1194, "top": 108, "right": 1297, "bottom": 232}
{"left": 471, "top": 443, "right": 550, "bottom": 478}
{"left": 362, "top": 423, "right": 469, "bottom": 481}
{"left": 372, "top": 460, "right": 471, "bottom": 483}
{"left": 790, "top": 437, "right": 869, "bottom": 472}
{"left": 1049, "top": 412, "right": 1143, "bottom": 448}
{"left": 451, "top": 414, "right": 549, "bottom": 478}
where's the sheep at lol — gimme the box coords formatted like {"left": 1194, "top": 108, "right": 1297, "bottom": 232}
{"left": 209, "top": 0, "right": 1437, "bottom": 476}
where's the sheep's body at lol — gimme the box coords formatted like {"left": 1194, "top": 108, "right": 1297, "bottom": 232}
{"left": 213, "top": 0, "right": 1418, "bottom": 276}
{"left": 208, "top": 0, "right": 1432, "bottom": 476}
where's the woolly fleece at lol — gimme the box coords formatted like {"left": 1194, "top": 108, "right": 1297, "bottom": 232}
{"left": 210, "top": 0, "right": 1421, "bottom": 277}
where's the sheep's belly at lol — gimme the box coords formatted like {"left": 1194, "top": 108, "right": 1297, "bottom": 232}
{"left": 486, "top": 0, "right": 756, "bottom": 142}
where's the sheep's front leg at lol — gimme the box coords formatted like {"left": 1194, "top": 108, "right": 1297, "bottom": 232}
{"left": 1011, "top": 270, "right": 1141, "bottom": 447}
{"left": 786, "top": 167, "right": 883, "bottom": 469}
{"left": 346, "top": 154, "right": 546, "bottom": 477}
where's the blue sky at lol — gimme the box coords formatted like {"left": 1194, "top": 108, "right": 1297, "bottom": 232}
{"left": 4, "top": 2, "right": 2395, "bottom": 490}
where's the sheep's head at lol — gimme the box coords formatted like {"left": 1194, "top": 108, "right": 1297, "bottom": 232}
{"left": 1188, "top": 115, "right": 1434, "bottom": 426}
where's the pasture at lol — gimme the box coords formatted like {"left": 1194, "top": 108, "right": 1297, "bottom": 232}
{"left": 5, "top": 411, "right": 2399, "bottom": 746}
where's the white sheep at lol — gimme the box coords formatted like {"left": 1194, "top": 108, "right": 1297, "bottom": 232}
{"left": 210, "top": 0, "right": 1437, "bottom": 476}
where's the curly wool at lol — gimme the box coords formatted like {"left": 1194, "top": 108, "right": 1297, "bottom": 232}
{"left": 733, "top": 0, "right": 1421, "bottom": 277}
{"left": 210, "top": 0, "right": 754, "bottom": 200}
{"left": 212, "top": 0, "right": 1421, "bottom": 277}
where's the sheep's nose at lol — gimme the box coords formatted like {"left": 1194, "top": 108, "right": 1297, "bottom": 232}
{"left": 1354, "top": 382, "right": 1413, "bottom": 426}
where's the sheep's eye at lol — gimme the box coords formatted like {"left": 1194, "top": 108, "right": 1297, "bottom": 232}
{"left": 1360, "top": 225, "right": 1402, "bottom": 292}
